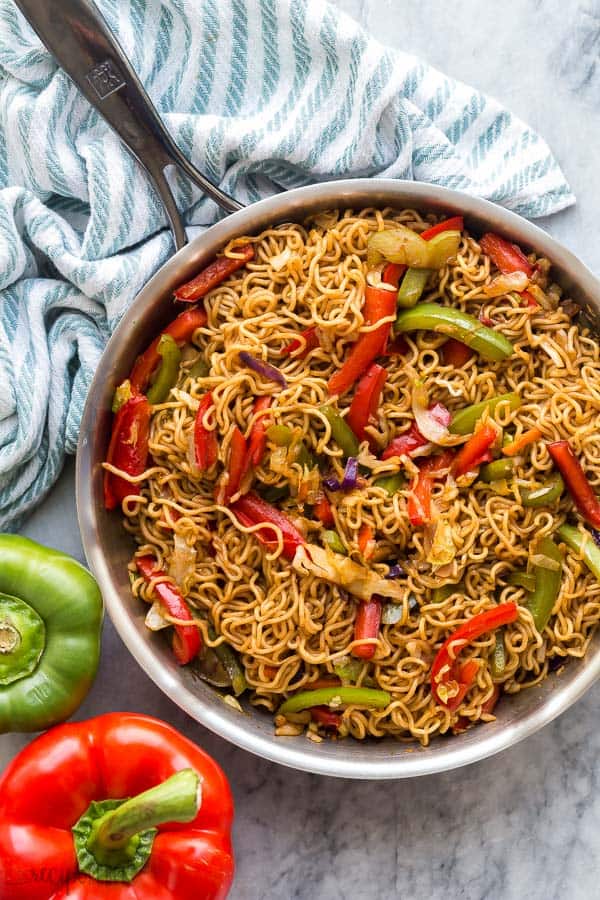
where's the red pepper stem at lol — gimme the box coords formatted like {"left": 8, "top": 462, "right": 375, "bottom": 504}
{"left": 86, "top": 769, "right": 200, "bottom": 865}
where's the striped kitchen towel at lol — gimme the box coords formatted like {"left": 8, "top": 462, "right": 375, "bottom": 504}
{"left": 0, "top": 0, "right": 574, "bottom": 531}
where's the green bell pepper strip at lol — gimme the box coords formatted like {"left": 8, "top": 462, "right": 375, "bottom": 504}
{"left": 528, "top": 537, "right": 564, "bottom": 632}
{"left": 147, "top": 334, "right": 182, "bottom": 404}
{"left": 449, "top": 392, "right": 522, "bottom": 435}
{"left": 321, "top": 406, "right": 360, "bottom": 458}
{"left": 207, "top": 625, "right": 247, "bottom": 696}
{"left": 479, "top": 458, "right": 515, "bottom": 482}
{"left": 394, "top": 303, "right": 514, "bottom": 362}
{"left": 372, "top": 472, "right": 406, "bottom": 495}
{"left": 0, "top": 535, "right": 103, "bottom": 733}
{"left": 279, "top": 686, "right": 391, "bottom": 714}
{"left": 260, "top": 483, "right": 291, "bottom": 503}
{"left": 490, "top": 631, "right": 506, "bottom": 678}
{"left": 322, "top": 530, "right": 347, "bottom": 555}
{"left": 396, "top": 268, "right": 432, "bottom": 308}
{"left": 557, "top": 524, "right": 600, "bottom": 581}
{"left": 432, "top": 582, "right": 463, "bottom": 603}
{"left": 188, "top": 356, "right": 209, "bottom": 379}
{"left": 520, "top": 473, "right": 564, "bottom": 508}
{"left": 112, "top": 379, "right": 133, "bottom": 413}
{"left": 506, "top": 570, "right": 537, "bottom": 592}
{"left": 266, "top": 424, "right": 316, "bottom": 470}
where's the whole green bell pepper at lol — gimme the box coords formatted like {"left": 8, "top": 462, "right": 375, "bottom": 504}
{"left": 0, "top": 535, "right": 103, "bottom": 733}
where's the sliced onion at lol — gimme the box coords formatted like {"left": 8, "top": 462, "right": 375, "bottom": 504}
{"left": 169, "top": 534, "right": 197, "bottom": 588}
{"left": 530, "top": 553, "right": 561, "bottom": 572}
{"left": 539, "top": 340, "right": 564, "bottom": 367}
{"left": 367, "top": 226, "right": 460, "bottom": 269}
{"left": 145, "top": 601, "right": 170, "bottom": 631}
{"left": 334, "top": 656, "right": 363, "bottom": 684}
{"left": 270, "top": 247, "right": 293, "bottom": 271}
{"left": 382, "top": 603, "right": 403, "bottom": 625}
{"left": 412, "top": 382, "right": 463, "bottom": 447}
{"left": 239, "top": 351, "right": 287, "bottom": 388}
{"left": 340, "top": 457, "right": 359, "bottom": 490}
{"left": 292, "top": 544, "right": 404, "bottom": 601}
{"left": 425, "top": 518, "right": 456, "bottom": 567}
{"left": 483, "top": 271, "right": 529, "bottom": 297}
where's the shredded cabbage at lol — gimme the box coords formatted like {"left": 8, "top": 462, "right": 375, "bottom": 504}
{"left": 292, "top": 544, "right": 404, "bottom": 601}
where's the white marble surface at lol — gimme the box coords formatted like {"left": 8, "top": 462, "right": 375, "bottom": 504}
{"left": 3, "top": 2, "right": 600, "bottom": 898}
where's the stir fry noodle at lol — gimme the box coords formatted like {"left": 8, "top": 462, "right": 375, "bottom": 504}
{"left": 104, "top": 208, "right": 600, "bottom": 745}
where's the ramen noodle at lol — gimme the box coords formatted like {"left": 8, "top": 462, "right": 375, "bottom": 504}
{"left": 103, "top": 208, "right": 600, "bottom": 745}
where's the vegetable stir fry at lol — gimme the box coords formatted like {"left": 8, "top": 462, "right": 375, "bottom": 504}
{"left": 103, "top": 210, "right": 600, "bottom": 745}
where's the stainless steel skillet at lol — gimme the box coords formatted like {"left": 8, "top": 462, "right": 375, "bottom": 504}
{"left": 17, "top": 0, "right": 600, "bottom": 778}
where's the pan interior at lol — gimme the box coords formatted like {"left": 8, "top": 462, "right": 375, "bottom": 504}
{"left": 76, "top": 180, "right": 600, "bottom": 778}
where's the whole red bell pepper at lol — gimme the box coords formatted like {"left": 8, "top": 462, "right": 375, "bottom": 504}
{"left": 419, "top": 215, "right": 464, "bottom": 241}
{"left": 352, "top": 597, "right": 382, "bottom": 659}
{"left": 104, "top": 394, "right": 151, "bottom": 510}
{"left": 431, "top": 602, "right": 518, "bottom": 710}
{"left": 231, "top": 492, "right": 306, "bottom": 560}
{"left": 130, "top": 307, "right": 208, "bottom": 394}
{"left": 174, "top": 244, "right": 255, "bottom": 302}
{"left": 136, "top": 556, "right": 201, "bottom": 665}
{"left": 0, "top": 713, "right": 234, "bottom": 900}
{"left": 328, "top": 285, "right": 397, "bottom": 396}
{"left": 451, "top": 422, "right": 498, "bottom": 478}
{"left": 194, "top": 392, "right": 219, "bottom": 470}
{"left": 479, "top": 232, "right": 533, "bottom": 277}
{"left": 548, "top": 440, "right": 600, "bottom": 529}
{"left": 282, "top": 325, "right": 320, "bottom": 357}
{"left": 346, "top": 363, "right": 387, "bottom": 448}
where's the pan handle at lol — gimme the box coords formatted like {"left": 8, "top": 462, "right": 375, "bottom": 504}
{"left": 13, "top": 0, "right": 243, "bottom": 250}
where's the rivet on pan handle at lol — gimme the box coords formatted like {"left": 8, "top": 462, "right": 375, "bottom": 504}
{"left": 14, "top": 0, "right": 244, "bottom": 251}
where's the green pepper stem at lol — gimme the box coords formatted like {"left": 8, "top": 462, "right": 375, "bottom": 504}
{"left": 0, "top": 622, "right": 20, "bottom": 653}
{"left": 87, "top": 769, "right": 200, "bottom": 865}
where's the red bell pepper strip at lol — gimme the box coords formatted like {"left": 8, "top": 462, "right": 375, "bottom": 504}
{"left": 174, "top": 243, "right": 255, "bottom": 302}
{"left": 479, "top": 232, "right": 533, "bottom": 277}
{"left": 231, "top": 492, "right": 307, "bottom": 560}
{"left": 136, "top": 556, "right": 201, "bottom": 665}
{"left": 384, "top": 334, "right": 410, "bottom": 357}
{"left": 0, "top": 713, "right": 234, "bottom": 900}
{"left": 521, "top": 290, "right": 539, "bottom": 309}
{"left": 311, "top": 706, "right": 341, "bottom": 730}
{"left": 407, "top": 449, "right": 455, "bottom": 526}
{"left": 352, "top": 597, "right": 382, "bottom": 659}
{"left": 382, "top": 262, "right": 407, "bottom": 288}
{"left": 130, "top": 307, "right": 208, "bottom": 394}
{"left": 419, "top": 215, "right": 464, "bottom": 241}
{"left": 431, "top": 602, "right": 518, "bottom": 710}
{"left": 194, "top": 392, "right": 218, "bottom": 470}
{"left": 328, "top": 285, "right": 397, "bottom": 396}
{"left": 217, "top": 426, "right": 248, "bottom": 504}
{"left": 382, "top": 403, "right": 450, "bottom": 461}
{"left": 441, "top": 337, "right": 474, "bottom": 367}
{"left": 248, "top": 396, "right": 272, "bottom": 466}
{"left": 451, "top": 422, "right": 498, "bottom": 478}
{"left": 282, "top": 325, "right": 320, "bottom": 357}
{"left": 314, "top": 494, "right": 335, "bottom": 527}
{"left": 104, "top": 394, "right": 151, "bottom": 510}
{"left": 346, "top": 363, "right": 387, "bottom": 447}
{"left": 357, "top": 523, "right": 375, "bottom": 561}
{"left": 547, "top": 440, "right": 600, "bottom": 528}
